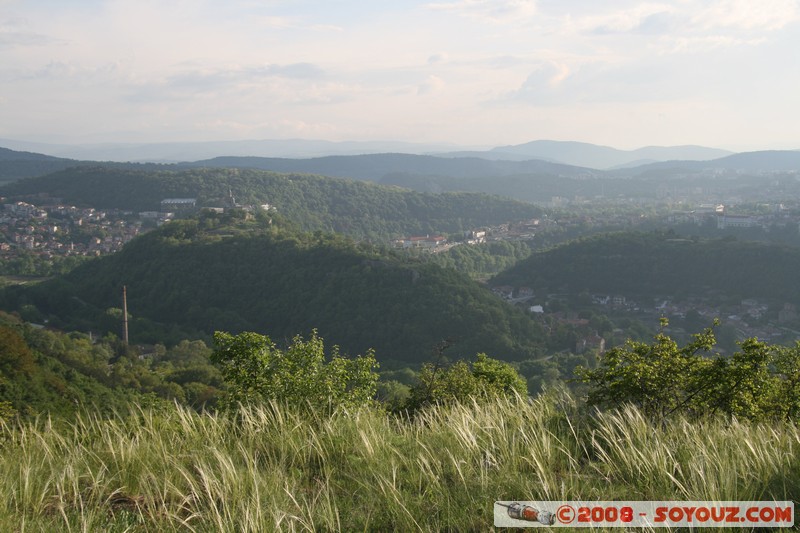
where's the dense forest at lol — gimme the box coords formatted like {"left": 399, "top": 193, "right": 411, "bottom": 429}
{"left": 0, "top": 147, "right": 172, "bottom": 183}
{"left": 0, "top": 147, "right": 76, "bottom": 182}
{"left": 0, "top": 311, "right": 222, "bottom": 419}
{"left": 427, "top": 239, "right": 534, "bottom": 279}
{"left": 379, "top": 171, "right": 654, "bottom": 203}
{"left": 492, "top": 231, "right": 800, "bottom": 302}
{"left": 0, "top": 166, "right": 542, "bottom": 240}
{"left": 1, "top": 211, "right": 547, "bottom": 364}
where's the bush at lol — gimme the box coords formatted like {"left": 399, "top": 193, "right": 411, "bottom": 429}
{"left": 576, "top": 320, "right": 800, "bottom": 421}
{"left": 211, "top": 329, "right": 379, "bottom": 411}
{"left": 407, "top": 353, "right": 527, "bottom": 410}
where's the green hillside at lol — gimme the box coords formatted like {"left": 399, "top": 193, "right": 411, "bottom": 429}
{"left": 1, "top": 212, "right": 545, "bottom": 364}
{"left": 0, "top": 166, "right": 542, "bottom": 240}
{"left": 378, "top": 172, "right": 659, "bottom": 203}
{"left": 492, "top": 231, "right": 800, "bottom": 301}
{"left": 0, "top": 312, "right": 215, "bottom": 420}
{"left": 0, "top": 147, "right": 76, "bottom": 182}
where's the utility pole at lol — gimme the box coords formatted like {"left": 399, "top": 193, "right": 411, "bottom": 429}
{"left": 122, "top": 285, "right": 129, "bottom": 346}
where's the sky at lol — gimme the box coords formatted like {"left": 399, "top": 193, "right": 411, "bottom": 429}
{"left": 1, "top": 0, "right": 799, "bottom": 151}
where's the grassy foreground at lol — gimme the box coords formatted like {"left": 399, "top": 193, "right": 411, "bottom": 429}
{"left": 1, "top": 392, "right": 798, "bottom": 532}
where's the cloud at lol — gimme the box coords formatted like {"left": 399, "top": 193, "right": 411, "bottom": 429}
{"left": 508, "top": 60, "right": 574, "bottom": 104}
{"left": 257, "top": 16, "right": 295, "bottom": 29}
{"left": 259, "top": 63, "right": 325, "bottom": 79}
{"left": 590, "top": 11, "right": 678, "bottom": 35}
{"left": 124, "top": 61, "right": 349, "bottom": 107}
{"left": 564, "top": 1, "right": 800, "bottom": 36}
{"left": 670, "top": 35, "right": 767, "bottom": 53}
{"left": 256, "top": 15, "right": 343, "bottom": 32}
{"left": 585, "top": 6, "right": 678, "bottom": 35}
{"left": 425, "top": 0, "right": 537, "bottom": 23}
{"left": 0, "top": 17, "right": 61, "bottom": 48}
{"left": 417, "top": 75, "right": 445, "bottom": 95}
{"left": 691, "top": 0, "right": 800, "bottom": 31}
{"left": 12, "top": 59, "right": 122, "bottom": 83}
{"left": 556, "top": 0, "right": 799, "bottom": 58}
{"left": 483, "top": 55, "right": 533, "bottom": 68}
{"left": 152, "top": 62, "right": 326, "bottom": 93}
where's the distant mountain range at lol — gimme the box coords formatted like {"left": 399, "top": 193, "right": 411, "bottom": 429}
{"left": 2, "top": 144, "right": 800, "bottom": 206}
{"left": 176, "top": 153, "right": 594, "bottom": 181}
{"left": 437, "top": 140, "right": 735, "bottom": 169}
{"left": 0, "top": 147, "right": 76, "bottom": 181}
{"left": 624, "top": 150, "right": 800, "bottom": 174}
{"left": 0, "top": 138, "right": 751, "bottom": 168}
{"left": 0, "top": 138, "right": 467, "bottom": 164}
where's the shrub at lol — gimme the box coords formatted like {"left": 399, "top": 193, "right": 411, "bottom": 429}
{"left": 211, "top": 329, "right": 379, "bottom": 411}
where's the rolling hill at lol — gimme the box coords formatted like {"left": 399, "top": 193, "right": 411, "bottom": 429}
{"left": 491, "top": 231, "right": 800, "bottom": 302}
{"left": 621, "top": 150, "right": 800, "bottom": 175}
{"left": 177, "top": 153, "right": 594, "bottom": 180}
{"left": 0, "top": 166, "right": 543, "bottom": 240}
{"left": 0, "top": 147, "right": 77, "bottom": 182}
{"left": 0, "top": 213, "right": 546, "bottom": 364}
{"left": 486, "top": 140, "right": 734, "bottom": 169}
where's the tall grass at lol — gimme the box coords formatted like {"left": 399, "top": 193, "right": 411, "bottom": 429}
{"left": 1, "top": 391, "right": 797, "bottom": 531}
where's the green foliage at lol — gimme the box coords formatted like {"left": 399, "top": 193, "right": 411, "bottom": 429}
{"left": 0, "top": 399, "right": 14, "bottom": 423}
{"left": 428, "top": 240, "right": 532, "bottom": 278}
{"left": 0, "top": 252, "right": 91, "bottom": 277}
{"left": 375, "top": 380, "right": 411, "bottom": 411}
{"left": 771, "top": 342, "right": 800, "bottom": 420}
{"left": 0, "top": 325, "right": 36, "bottom": 377}
{"left": 408, "top": 353, "right": 527, "bottom": 410}
{"left": 211, "top": 329, "right": 379, "bottom": 411}
{"left": 0, "top": 312, "right": 223, "bottom": 419}
{"left": 2, "top": 394, "right": 798, "bottom": 531}
{"left": 577, "top": 320, "right": 800, "bottom": 421}
{"left": 493, "top": 230, "right": 800, "bottom": 302}
{"left": 2, "top": 215, "right": 546, "bottom": 363}
{"left": 1, "top": 166, "right": 542, "bottom": 240}
{"left": 472, "top": 352, "right": 529, "bottom": 394}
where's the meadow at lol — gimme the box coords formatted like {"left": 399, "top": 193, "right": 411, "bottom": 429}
{"left": 1, "top": 391, "right": 798, "bottom": 531}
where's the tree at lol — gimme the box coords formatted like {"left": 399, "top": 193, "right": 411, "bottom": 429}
{"left": 0, "top": 325, "right": 36, "bottom": 377}
{"left": 576, "top": 320, "right": 798, "bottom": 421}
{"left": 771, "top": 342, "right": 800, "bottom": 421}
{"left": 211, "top": 329, "right": 379, "bottom": 411}
{"left": 407, "top": 353, "right": 527, "bottom": 410}
{"left": 576, "top": 320, "right": 716, "bottom": 420}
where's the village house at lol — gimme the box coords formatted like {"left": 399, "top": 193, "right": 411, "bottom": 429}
{"left": 576, "top": 333, "right": 606, "bottom": 354}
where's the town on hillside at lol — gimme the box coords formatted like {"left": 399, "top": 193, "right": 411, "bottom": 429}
{"left": 0, "top": 194, "right": 274, "bottom": 262}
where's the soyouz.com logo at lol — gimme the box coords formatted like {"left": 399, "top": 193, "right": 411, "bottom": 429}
{"left": 494, "top": 501, "right": 794, "bottom": 528}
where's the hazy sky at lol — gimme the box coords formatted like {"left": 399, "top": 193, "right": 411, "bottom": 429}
{"left": 1, "top": 0, "right": 798, "bottom": 150}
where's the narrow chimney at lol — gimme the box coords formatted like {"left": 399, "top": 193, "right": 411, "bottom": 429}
{"left": 122, "top": 285, "right": 129, "bottom": 346}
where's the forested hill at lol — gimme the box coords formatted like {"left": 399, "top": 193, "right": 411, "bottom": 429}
{"left": 0, "top": 167, "right": 541, "bottom": 240}
{"left": 0, "top": 147, "right": 76, "bottom": 181}
{"left": 0, "top": 147, "right": 171, "bottom": 182}
{"left": 1, "top": 212, "right": 546, "bottom": 364}
{"left": 177, "top": 153, "right": 592, "bottom": 180}
{"left": 491, "top": 231, "right": 800, "bottom": 301}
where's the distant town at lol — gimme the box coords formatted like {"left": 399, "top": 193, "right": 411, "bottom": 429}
{"left": 0, "top": 200, "right": 145, "bottom": 257}
{"left": 0, "top": 194, "right": 274, "bottom": 261}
